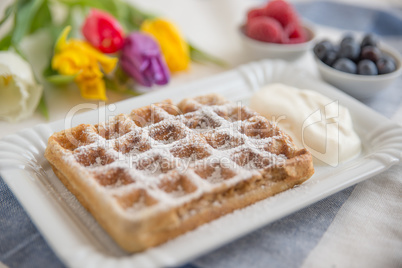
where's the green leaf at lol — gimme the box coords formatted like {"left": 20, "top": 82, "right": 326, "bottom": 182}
{"left": 0, "top": 3, "right": 15, "bottom": 27}
{"left": 93, "top": 0, "right": 120, "bottom": 18}
{"left": 0, "top": 34, "right": 12, "bottom": 50}
{"left": 118, "top": 2, "right": 156, "bottom": 32}
{"left": 12, "top": 0, "right": 45, "bottom": 45}
{"left": 42, "top": 60, "right": 54, "bottom": 75}
{"left": 58, "top": 0, "right": 119, "bottom": 17}
{"left": 37, "top": 93, "right": 49, "bottom": 120}
{"left": 29, "top": 0, "right": 52, "bottom": 34}
{"left": 107, "top": 85, "right": 142, "bottom": 97}
{"left": 43, "top": 61, "right": 76, "bottom": 85}
{"left": 57, "top": 0, "right": 154, "bottom": 32}
{"left": 49, "top": 25, "right": 65, "bottom": 44}
{"left": 46, "top": 74, "right": 76, "bottom": 85}
{"left": 11, "top": 44, "right": 29, "bottom": 61}
{"left": 104, "top": 70, "right": 141, "bottom": 97}
{"left": 189, "top": 43, "right": 228, "bottom": 68}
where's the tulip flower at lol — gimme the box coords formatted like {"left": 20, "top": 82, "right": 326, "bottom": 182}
{"left": 82, "top": 9, "right": 125, "bottom": 54}
{"left": 120, "top": 32, "right": 170, "bottom": 87}
{"left": 0, "top": 51, "right": 43, "bottom": 122}
{"left": 51, "top": 26, "right": 117, "bottom": 100}
{"left": 140, "top": 18, "right": 190, "bottom": 72}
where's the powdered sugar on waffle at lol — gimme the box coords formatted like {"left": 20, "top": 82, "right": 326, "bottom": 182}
{"left": 57, "top": 95, "right": 292, "bottom": 214}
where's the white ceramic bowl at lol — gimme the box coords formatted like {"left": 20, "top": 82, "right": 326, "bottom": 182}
{"left": 314, "top": 45, "right": 402, "bottom": 99}
{"left": 239, "top": 22, "right": 316, "bottom": 61}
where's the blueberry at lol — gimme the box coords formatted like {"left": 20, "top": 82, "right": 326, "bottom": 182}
{"left": 337, "top": 41, "right": 360, "bottom": 61}
{"left": 357, "top": 60, "right": 378, "bottom": 75}
{"left": 323, "top": 49, "right": 338, "bottom": 66}
{"left": 382, "top": 54, "right": 396, "bottom": 65}
{"left": 340, "top": 34, "right": 355, "bottom": 47}
{"left": 377, "top": 57, "right": 397, "bottom": 74}
{"left": 314, "top": 40, "right": 334, "bottom": 61}
{"left": 360, "top": 46, "right": 382, "bottom": 62}
{"left": 333, "top": 58, "right": 357, "bottom": 74}
{"left": 361, "top": 33, "right": 379, "bottom": 48}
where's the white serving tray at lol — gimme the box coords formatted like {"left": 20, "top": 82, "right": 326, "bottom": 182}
{"left": 1, "top": 60, "right": 401, "bottom": 268}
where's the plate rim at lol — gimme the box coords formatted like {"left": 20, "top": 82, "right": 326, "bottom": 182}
{"left": 1, "top": 59, "right": 402, "bottom": 268}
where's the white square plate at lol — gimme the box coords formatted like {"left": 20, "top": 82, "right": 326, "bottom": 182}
{"left": 1, "top": 60, "right": 401, "bottom": 268}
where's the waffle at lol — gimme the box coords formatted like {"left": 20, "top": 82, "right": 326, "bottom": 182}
{"left": 45, "top": 94, "right": 314, "bottom": 252}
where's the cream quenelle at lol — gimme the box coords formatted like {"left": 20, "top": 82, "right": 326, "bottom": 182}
{"left": 249, "top": 83, "right": 361, "bottom": 166}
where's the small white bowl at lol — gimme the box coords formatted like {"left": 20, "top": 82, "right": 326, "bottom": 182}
{"left": 314, "top": 45, "right": 402, "bottom": 99}
{"left": 239, "top": 22, "right": 316, "bottom": 61}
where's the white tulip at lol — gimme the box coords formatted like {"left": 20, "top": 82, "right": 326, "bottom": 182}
{"left": 0, "top": 51, "right": 43, "bottom": 122}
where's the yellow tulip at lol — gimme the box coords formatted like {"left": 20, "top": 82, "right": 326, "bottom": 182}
{"left": 140, "top": 18, "right": 190, "bottom": 72}
{"left": 51, "top": 26, "right": 117, "bottom": 100}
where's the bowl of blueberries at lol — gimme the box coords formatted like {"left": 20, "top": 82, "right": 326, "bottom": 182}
{"left": 313, "top": 33, "right": 402, "bottom": 99}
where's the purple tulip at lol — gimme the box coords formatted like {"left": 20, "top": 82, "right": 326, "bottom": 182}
{"left": 120, "top": 33, "right": 170, "bottom": 87}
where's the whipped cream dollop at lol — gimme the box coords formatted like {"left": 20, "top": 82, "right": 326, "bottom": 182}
{"left": 249, "top": 83, "right": 361, "bottom": 166}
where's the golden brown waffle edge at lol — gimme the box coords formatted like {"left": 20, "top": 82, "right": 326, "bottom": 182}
{"left": 45, "top": 93, "right": 314, "bottom": 252}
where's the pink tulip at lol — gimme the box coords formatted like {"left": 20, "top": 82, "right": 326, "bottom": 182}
{"left": 82, "top": 9, "right": 124, "bottom": 53}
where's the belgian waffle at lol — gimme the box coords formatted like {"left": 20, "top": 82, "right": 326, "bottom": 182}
{"left": 45, "top": 94, "right": 314, "bottom": 252}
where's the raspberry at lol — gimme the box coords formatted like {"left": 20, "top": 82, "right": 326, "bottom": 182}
{"left": 247, "top": 8, "right": 265, "bottom": 22}
{"left": 285, "top": 24, "right": 306, "bottom": 44}
{"left": 246, "top": 16, "right": 284, "bottom": 43}
{"left": 265, "top": 0, "right": 298, "bottom": 28}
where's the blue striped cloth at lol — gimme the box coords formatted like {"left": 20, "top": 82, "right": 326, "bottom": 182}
{"left": 1, "top": 2, "right": 401, "bottom": 267}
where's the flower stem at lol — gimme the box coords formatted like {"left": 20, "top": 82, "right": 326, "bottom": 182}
{"left": 104, "top": 74, "right": 142, "bottom": 97}
{"left": 38, "top": 94, "right": 49, "bottom": 120}
{"left": 189, "top": 43, "right": 228, "bottom": 68}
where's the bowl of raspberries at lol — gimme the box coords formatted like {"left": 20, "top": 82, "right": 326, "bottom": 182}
{"left": 314, "top": 33, "right": 402, "bottom": 99}
{"left": 241, "top": 0, "right": 316, "bottom": 60}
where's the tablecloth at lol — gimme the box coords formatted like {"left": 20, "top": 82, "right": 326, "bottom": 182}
{"left": 1, "top": 1, "right": 401, "bottom": 267}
